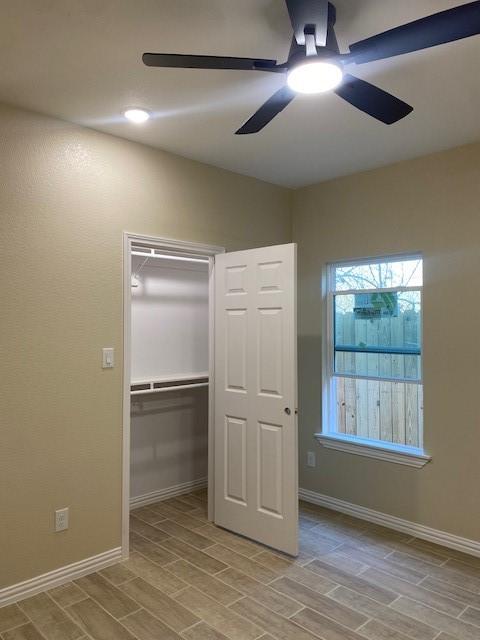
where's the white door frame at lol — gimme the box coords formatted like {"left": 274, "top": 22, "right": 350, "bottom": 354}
{"left": 122, "top": 232, "right": 224, "bottom": 558}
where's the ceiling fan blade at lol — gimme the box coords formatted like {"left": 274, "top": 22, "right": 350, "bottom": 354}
{"left": 349, "top": 1, "right": 480, "bottom": 64}
{"left": 235, "top": 85, "right": 296, "bottom": 135}
{"left": 142, "top": 53, "right": 280, "bottom": 72}
{"left": 335, "top": 74, "right": 413, "bottom": 124}
{"left": 285, "top": 0, "right": 329, "bottom": 46}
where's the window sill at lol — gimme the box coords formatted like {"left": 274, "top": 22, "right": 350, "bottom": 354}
{"left": 314, "top": 433, "right": 431, "bottom": 468}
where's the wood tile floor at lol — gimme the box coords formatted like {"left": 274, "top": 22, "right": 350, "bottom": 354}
{"left": 3, "top": 490, "right": 480, "bottom": 640}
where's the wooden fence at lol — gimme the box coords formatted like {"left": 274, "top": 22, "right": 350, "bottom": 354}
{"left": 334, "top": 311, "right": 423, "bottom": 446}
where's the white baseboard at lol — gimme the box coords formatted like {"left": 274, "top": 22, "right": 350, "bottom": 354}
{"left": 299, "top": 488, "right": 480, "bottom": 558}
{"left": 0, "top": 547, "right": 122, "bottom": 608}
{"left": 1, "top": 477, "right": 207, "bottom": 608}
{"left": 130, "top": 477, "right": 207, "bottom": 510}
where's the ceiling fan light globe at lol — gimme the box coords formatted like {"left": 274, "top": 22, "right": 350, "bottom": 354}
{"left": 287, "top": 60, "right": 343, "bottom": 94}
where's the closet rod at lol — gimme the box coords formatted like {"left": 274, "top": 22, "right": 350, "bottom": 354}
{"left": 131, "top": 249, "right": 209, "bottom": 264}
{"left": 131, "top": 382, "right": 209, "bottom": 396}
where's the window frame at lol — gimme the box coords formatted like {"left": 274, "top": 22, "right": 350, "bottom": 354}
{"left": 317, "top": 253, "right": 431, "bottom": 468}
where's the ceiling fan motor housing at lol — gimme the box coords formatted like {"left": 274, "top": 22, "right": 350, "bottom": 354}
{"left": 287, "top": 1, "right": 339, "bottom": 69}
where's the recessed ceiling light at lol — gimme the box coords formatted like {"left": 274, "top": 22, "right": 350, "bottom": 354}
{"left": 124, "top": 108, "right": 150, "bottom": 123}
{"left": 287, "top": 60, "right": 343, "bottom": 95}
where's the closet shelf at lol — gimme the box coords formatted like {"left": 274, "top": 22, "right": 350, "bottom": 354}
{"left": 130, "top": 373, "right": 209, "bottom": 396}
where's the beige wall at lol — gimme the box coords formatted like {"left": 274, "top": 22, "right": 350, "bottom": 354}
{"left": 293, "top": 142, "right": 480, "bottom": 541}
{"left": 0, "top": 103, "right": 291, "bottom": 589}
{"left": 2, "top": 99, "right": 479, "bottom": 591}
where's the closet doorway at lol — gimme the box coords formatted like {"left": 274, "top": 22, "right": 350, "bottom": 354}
{"left": 122, "top": 233, "right": 299, "bottom": 558}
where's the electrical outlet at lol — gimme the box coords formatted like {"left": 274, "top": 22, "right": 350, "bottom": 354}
{"left": 307, "top": 451, "right": 316, "bottom": 468}
{"left": 55, "top": 507, "right": 69, "bottom": 532}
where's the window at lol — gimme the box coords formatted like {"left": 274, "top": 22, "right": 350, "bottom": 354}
{"left": 318, "top": 255, "right": 430, "bottom": 467}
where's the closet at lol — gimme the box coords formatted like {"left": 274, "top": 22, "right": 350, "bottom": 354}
{"left": 129, "top": 244, "right": 210, "bottom": 508}
{"left": 124, "top": 235, "right": 299, "bottom": 557}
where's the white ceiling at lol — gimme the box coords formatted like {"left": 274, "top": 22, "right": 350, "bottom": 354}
{"left": 1, "top": 0, "right": 480, "bottom": 187}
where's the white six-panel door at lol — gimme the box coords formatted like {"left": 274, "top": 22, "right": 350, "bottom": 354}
{"left": 214, "top": 243, "right": 298, "bottom": 556}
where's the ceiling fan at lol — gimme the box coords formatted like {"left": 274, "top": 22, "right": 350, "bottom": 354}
{"left": 142, "top": 0, "right": 480, "bottom": 134}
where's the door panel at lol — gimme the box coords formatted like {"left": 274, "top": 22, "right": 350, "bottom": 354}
{"left": 258, "top": 307, "right": 283, "bottom": 397}
{"left": 225, "top": 416, "right": 247, "bottom": 504}
{"left": 225, "top": 310, "right": 248, "bottom": 392}
{"left": 226, "top": 264, "right": 248, "bottom": 295}
{"left": 258, "top": 421, "right": 283, "bottom": 516}
{"left": 258, "top": 260, "right": 284, "bottom": 293}
{"left": 214, "top": 243, "right": 298, "bottom": 556}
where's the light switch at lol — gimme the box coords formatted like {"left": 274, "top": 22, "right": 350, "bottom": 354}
{"left": 102, "top": 347, "right": 114, "bottom": 368}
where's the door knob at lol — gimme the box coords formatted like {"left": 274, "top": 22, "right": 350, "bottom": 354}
{"left": 284, "top": 407, "right": 291, "bottom": 415}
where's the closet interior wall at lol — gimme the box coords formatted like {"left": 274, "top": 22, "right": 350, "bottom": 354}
{"left": 130, "top": 250, "right": 209, "bottom": 504}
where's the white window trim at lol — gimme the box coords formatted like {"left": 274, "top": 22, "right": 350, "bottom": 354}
{"left": 315, "top": 433, "right": 431, "bottom": 468}
{"left": 320, "top": 254, "right": 430, "bottom": 468}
